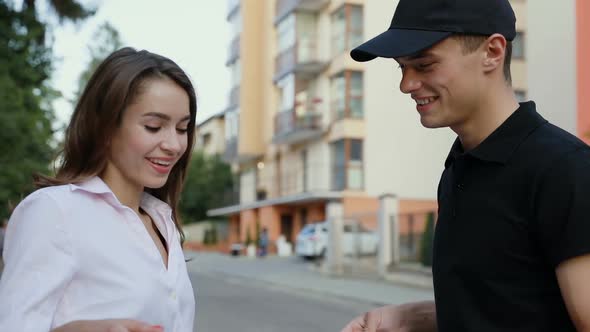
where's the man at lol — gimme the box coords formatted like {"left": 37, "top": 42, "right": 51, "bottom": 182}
{"left": 340, "top": 0, "right": 590, "bottom": 331}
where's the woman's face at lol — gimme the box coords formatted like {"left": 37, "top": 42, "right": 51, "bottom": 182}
{"left": 104, "top": 77, "right": 191, "bottom": 193}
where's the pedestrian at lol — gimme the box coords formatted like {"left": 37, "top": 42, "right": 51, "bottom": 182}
{"left": 0, "top": 47, "right": 197, "bottom": 331}
{"left": 258, "top": 227, "right": 269, "bottom": 257}
{"left": 340, "top": 0, "right": 590, "bottom": 331}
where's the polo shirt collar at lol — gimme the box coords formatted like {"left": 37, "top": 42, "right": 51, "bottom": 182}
{"left": 445, "top": 101, "right": 547, "bottom": 168}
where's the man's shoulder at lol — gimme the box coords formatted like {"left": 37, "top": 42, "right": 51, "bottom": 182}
{"left": 520, "top": 121, "right": 590, "bottom": 174}
{"left": 522, "top": 121, "right": 588, "bottom": 160}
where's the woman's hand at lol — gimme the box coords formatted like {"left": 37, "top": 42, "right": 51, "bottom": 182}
{"left": 52, "top": 319, "right": 164, "bottom": 332}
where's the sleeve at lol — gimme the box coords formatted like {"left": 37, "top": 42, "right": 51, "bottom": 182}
{"left": 534, "top": 147, "right": 590, "bottom": 268}
{"left": 0, "top": 190, "right": 77, "bottom": 331}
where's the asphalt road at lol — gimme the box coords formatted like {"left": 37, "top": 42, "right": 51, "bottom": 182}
{"left": 191, "top": 269, "right": 381, "bottom": 332}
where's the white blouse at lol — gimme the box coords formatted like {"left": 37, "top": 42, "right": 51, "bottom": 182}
{"left": 0, "top": 177, "right": 195, "bottom": 331}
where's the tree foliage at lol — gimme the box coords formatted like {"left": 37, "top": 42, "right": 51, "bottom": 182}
{"left": 73, "top": 21, "right": 123, "bottom": 102}
{"left": 179, "top": 151, "right": 234, "bottom": 223}
{"left": 0, "top": 0, "right": 93, "bottom": 220}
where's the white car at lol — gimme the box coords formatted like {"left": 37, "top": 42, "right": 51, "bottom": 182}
{"left": 295, "top": 221, "right": 378, "bottom": 258}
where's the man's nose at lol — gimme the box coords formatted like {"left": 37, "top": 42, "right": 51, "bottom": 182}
{"left": 399, "top": 69, "right": 422, "bottom": 94}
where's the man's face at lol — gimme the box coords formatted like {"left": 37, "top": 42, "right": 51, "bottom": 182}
{"left": 395, "top": 37, "right": 485, "bottom": 130}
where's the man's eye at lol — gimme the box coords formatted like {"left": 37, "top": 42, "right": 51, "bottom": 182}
{"left": 145, "top": 126, "right": 160, "bottom": 132}
{"left": 418, "top": 62, "right": 434, "bottom": 69}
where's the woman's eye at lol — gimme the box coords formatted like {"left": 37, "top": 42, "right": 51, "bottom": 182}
{"left": 177, "top": 128, "right": 188, "bottom": 134}
{"left": 145, "top": 126, "right": 160, "bottom": 132}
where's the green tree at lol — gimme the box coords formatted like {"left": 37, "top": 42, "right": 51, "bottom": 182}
{"left": 0, "top": 0, "right": 93, "bottom": 221}
{"left": 420, "top": 212, "right": 435, "bottom": 267}
{"left": 73, "top": 21, "right": 123, "bottom": 102}
{"left": 179, "top": 151, "right": 233, "bottom": 223}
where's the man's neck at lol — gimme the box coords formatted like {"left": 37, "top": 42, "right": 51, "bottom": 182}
{"left": 453, "top": 86, "right": 520, "bottom": 151}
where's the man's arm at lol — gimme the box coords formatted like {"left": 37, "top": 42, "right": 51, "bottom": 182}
{"left": 340, "top": 300, "right": 436, "bottom": 332}
{"left": 556, "top": 254, "right": 590, "bottom": 331}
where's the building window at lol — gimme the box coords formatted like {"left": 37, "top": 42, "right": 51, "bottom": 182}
{"left": 514, "top": 89, "right": 527, "bottom": 102}
{"left": 331, "top": 5, "right": 363, "bottom": 56}
{"left": 332, "top": 139, "right": 364, "bottom": 190}
{"left": 201, "top": 133, "right": 211, "bottom": 148}
{"left": 512, "top": 31, "right": 525, "bottom": 59}
{"left": 331, "top": 71, "right": 363, "bottom": 121}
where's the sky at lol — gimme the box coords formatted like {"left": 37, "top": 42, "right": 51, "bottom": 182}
{"left": 50, "top": 0, "right": 230, "bottom": 127}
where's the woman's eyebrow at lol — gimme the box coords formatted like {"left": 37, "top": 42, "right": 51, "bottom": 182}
{"left": 142, "top": 112, "right": 191, "bottom": 122}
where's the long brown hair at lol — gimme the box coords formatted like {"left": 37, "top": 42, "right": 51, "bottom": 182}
{"left": 36, "top": 47, "right": 197, "bottom": 242}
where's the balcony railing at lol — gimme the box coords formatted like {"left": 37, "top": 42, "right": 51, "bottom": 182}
{"left": 275, "top": 0, "right": 329, "bottom": 24}
{"left": 226, "top": 36, "right": 240, "bottom": 65}
{"left": 273, "top": 107, "right": 323, "bottom": 144}
{"left": 274, "top": 40, "right": 326, "bottom": 81}
{"left": 227, "top": 85, "right": 240, "bottom": 110}
{"left": 223, "top": 137, "right": 238, "bottom": 163}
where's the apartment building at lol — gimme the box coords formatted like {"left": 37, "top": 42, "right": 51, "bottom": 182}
{"left": 527, "top": 0, "right": 589, "bottom": 144}
{"left": 195, "top": 112, "right": 226, "bottom": 156}
{"left": 209, "top": 0, "right": 534, "bottom": 252}
{"left": 211, "top": 0, "right": 380, "bottom": 249}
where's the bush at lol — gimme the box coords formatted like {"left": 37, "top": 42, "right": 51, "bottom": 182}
{"left": 420, "top": 212, "right": 435, "bottom": 267}
{"left": 210, "top": 224, "right": 218, "bottom": 245}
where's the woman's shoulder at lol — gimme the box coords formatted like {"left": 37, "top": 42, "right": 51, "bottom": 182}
{"left": 15, "top": 182, "right": 96, "bottom": 215}
{"left": 23, "top": 184, "right": 69, "bottom": 201}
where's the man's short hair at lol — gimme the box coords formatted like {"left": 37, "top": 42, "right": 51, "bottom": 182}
{"left": 452, "top": 34, "right": 513, "bottom": 85}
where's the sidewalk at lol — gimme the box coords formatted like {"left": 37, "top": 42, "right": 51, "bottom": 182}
{"left": 186, "top": 251, "right": 433, "bottom": 306}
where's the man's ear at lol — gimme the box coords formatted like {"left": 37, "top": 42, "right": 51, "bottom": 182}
{"left": 482, "top": 33, "right": 507, "bottom": 73}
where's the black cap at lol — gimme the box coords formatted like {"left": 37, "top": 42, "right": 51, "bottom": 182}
{"left": 351, "top": 0, "right": 516, "bottom": 62}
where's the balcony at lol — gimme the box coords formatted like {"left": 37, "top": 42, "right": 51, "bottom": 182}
{"left": 226, "top": 36, "right": 240, "bottom": 65}
{"left": 227, "top": 0, "right": 239, "bottom": 20}
{"left": 226, "top": 85, "right": 240, "bottom": 111}
{"left": 273, "top": 107, "right": 323, "bottom": 145}
{"left": 274, "top": 40, "right": 327, "bottom": 82}
{"left": 223, "top": 137, "right": 238, "bottom": 163}
{"left": 275, "top": 0, "right": 329, "bottom": 24}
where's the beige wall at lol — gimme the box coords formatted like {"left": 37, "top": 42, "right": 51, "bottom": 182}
{"left": 306, "top": 140, "right": 331, "bottom": 191}
{"left": 238, "top": 0, "right": 269, "bottom": 157}
{"left": 527, "top": 1, "right": 577, "bottom": 134}
{"left": 196, "top": 117, "right": 225, "bottom": 156}
{"left": 240, "top": 167, "right": 256, "bottom": 204}
{"left": 364, "top": 0, "right": 455, "bottom": 200}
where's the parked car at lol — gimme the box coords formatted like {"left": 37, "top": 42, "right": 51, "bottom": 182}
{"left": 295, "top": 221, "right": 378, "bottom": 259}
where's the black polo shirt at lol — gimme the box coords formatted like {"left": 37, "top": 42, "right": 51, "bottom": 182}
{"left": 433, "top": 101, "right": 590, "bottom": 331}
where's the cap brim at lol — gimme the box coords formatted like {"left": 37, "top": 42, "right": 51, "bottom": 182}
{"left": 350, "top": 29, "right": 452, "bottom": 62}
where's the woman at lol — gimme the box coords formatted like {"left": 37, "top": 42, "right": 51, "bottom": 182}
{"left": 0, "top": 47, "right": 197, "bottom": 331}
